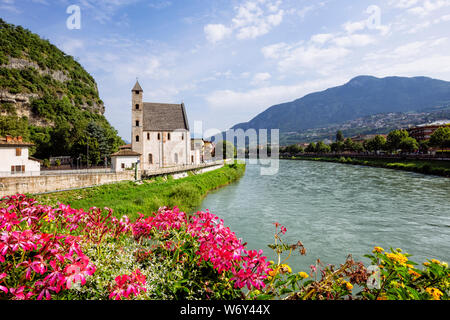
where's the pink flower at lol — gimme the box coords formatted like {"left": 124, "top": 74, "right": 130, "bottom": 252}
{"left": 0, "top": 273, "right": 8, "bottom": 294}
{"left": 109, "top": 269, "right": 146, "bottom": 300}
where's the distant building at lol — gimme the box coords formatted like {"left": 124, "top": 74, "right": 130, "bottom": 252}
{"left": 0, "top": 136, "right": 40, "bottom": 176}
{"left": 130, "top": 81, "right": 200, "bottom": 171}
{"left": 407, "top": 120, "right": 450, "bottom": 142}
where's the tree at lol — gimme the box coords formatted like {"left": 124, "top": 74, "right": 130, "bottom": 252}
{"left": 386, "top": 129, "right": 409, "bottom": 152}
{"left": 343, "top": 138, "right": 354, "bottom": 152}
{"left": 305, "top": 142, "right": 316, "bottom": 153}
{"left": 286, "top": 144, "right": 303, "bottom": 154}
{"left": 214, "top": 140, "right": 236, "bottom": 160}
{"left": 365, "top": 135, "right": 386, "bottom": 152}
{"left": 429, "top": 126, "right": 450, "bottom": 149}
{"left": 399, "top": 137, "right": 419, "bottom": 153}
{"left": 315, "top": 141, "right": 331, "bottom": 153}
{"left": 336, "top": 130, "right": 344, "bottom": 142}
{"left": 331, "top": 141, "right": 344, "bottom": 153}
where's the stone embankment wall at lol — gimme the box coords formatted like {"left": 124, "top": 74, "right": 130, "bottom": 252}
{"left": 0, "top": 171, "right": 136, "bottom": 197}
{"left": 0, "top": 160, "right": 232, "bottom": 197}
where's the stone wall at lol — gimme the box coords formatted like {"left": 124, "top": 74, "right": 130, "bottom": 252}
{"left": 0, "top": 171, "right": 136, "bottom": 197}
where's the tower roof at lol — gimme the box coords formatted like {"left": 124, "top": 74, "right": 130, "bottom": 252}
{"left": 132, "top": 80, "right": 143, "bottom": 92}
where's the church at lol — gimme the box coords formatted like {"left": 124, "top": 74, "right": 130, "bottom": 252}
{"left": 130, "top": 81, "right": 200, "bottom": 171}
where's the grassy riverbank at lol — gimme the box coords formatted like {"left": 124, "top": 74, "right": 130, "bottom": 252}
{"left": 35, "top": 162, "right": 246, "bottom": 219}
{"left": 283, "top": 156, "right": 450, "bottom": 177}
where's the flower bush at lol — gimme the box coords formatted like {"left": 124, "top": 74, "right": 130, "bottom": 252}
{"left": 251, "top": 224, "right": 449, "bottom": 300}
{"left": 1, "top": 194, "right": 448, "bottom": 300}
{"left": 0, "top": 194, "right": 271, "bottom": 300}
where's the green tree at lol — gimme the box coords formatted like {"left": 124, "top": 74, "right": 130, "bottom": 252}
{"left": 429, "top": 126, "right": 450, "bottom": 149}
{"left": 343, "top": 138, "right": 355, "bottom": 151}
{"left": 305, "top": 142, "right": 316, "bottom": 153}
{"left": 215, "top": 140, "right": 236, "bottom": 160}
{"left": 365, "top": 135, "right": 386, "bottom": 152}
{"left": 315, "top": 141, "right": 331, "bottom": 153}
{"left": 386, "top": 130, "right": 409, "bottom": 152}
{"left": 399, "top": 137, "right": 419, "bottom": 153}
{"left": 330, "top": 141, "right": 344, "bottom": 153}
{"left": 287, "top": 144, "right": 303, "bottom": 154}
{"left": 336, "top": 130, "right": 344, "bottom": 142}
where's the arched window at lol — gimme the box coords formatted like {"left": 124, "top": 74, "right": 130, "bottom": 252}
{"left": 135, "top": 135, "right": 139, "bottom": 142}
{"left": 158, "top": 133, "right": 161, "bottom": 140}
{"left": 182, "top": 133, "right": 184, "bottom": 140}
{"left": 174, "top": 153, "right": 178, "bottom": 164}
{"left": 147, "top": 133, "right": 150, "bottom": 140}
{"left": 135, "top": 120, "right": 139, "bottom": 127}
{"left": 135, "top": 104, "right": 139, "bottom": 110}
{"left": 148, "top": 153, "right": 153, "bottom": 164}
{"left": 168, "top": 133, "right": 171, "bottom": 140}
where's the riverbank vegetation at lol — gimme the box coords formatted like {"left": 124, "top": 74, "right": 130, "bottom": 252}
{"left": 1, "top": 194, "right": 448, "bottom": 300}
{"left": 34, "top": 162, "right": 246, "bottom": 219}
{"left": 284, "top": 156, "right": 450, "bottom": 177}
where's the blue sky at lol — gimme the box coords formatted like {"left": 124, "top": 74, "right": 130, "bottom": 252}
{"left": 1, "top": 0, "right": 450, "bottom": 141}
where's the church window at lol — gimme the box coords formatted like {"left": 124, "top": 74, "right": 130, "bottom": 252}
{"left": 135, "top": 90, "right": 140, "bottom": 95}
{"left": 135, "top": 104, "right": 139, "bottom": 110}
{"left": 168, "top": 133, "right": 171, "bottom": 140}
{"left": 182, "top": 134, "right": 184, "bottom": 140}
{"left": 147, "top": 133, "right": 150, "bottom": 140}
{"left": 136, "top": 135, "right": 139, "bottom": 142}
{"left": 135, "top": 120, "right": 140, "bottom": 127}
{"left": 174, "top": 153, "right": 178, "bottom": 164}
{"left": 149, "top": 154, "right": 153, "bottom": 164}
{"left": 158, "top": 133, "right": 161, "bottom": 140}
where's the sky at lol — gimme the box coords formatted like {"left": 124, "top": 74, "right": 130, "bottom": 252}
{"left": 1, "top": 0, "right": 450, "bottom": 141}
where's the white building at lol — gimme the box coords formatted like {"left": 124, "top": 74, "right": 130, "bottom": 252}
{"left": 0, "top": 136, "right": 41, "bottom": 176}
{"left": 111, "top": 146, "right": 141, "bottom": 172}
{"left": 130, "top": 81, "right": 200, "bottom": 171}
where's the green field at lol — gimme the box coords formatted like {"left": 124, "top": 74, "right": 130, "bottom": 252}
{"left": 35, "top": 162, "right": 246, "bottom": 219}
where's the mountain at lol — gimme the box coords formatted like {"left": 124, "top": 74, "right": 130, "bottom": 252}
{"left": 231, "top": 76, "right": 450, "bottom": 136}
{"left": 0, "top": 18, "right": 123, "bottom": 164}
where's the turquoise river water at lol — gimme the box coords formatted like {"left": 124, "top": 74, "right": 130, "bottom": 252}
{"left": 199, "top": 159, "right": 450, "bottom": 273}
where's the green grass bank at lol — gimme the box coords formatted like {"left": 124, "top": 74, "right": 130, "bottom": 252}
{"left": 283, "top": 155, "right": 450, "bottom": 177}
{"left": 35, "top": 162, "right": 246, "bottom": 219}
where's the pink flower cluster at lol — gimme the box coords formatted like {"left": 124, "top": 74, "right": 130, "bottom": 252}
{"left": 0, "top": 194, "right": 130, "bottom": 300}
{"left": 109, "top": 269, "right": 147, "bottom": 300}
{"left": 132, "top": 207, "right": 272, "bottom": 291}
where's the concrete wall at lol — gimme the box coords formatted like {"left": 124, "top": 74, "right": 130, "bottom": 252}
{"left": 0, "top": 171, "right": 136, "bottom": 197}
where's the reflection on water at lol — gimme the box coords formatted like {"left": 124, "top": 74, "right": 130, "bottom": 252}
{"left": 199, "top": 160, "right": 450, "bottom": 273}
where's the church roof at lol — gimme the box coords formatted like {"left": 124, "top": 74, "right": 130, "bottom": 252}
{"left": 132, "top": 81, "right": 143, "bottom": 92}
{"left": 142, "top": 102, "right": 189, "bottom": 131}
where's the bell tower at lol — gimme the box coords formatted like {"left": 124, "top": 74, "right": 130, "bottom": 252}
{"left": 131, "top": 80, "right": 144, "bottom": 168}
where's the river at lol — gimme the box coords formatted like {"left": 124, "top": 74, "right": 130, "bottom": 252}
{"left": 199, "top": 159, "right": 450, "bottom": 273}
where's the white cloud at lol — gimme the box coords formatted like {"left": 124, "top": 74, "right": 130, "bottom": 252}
{"left": 204, "top": 0, "right": 284, "bottom": 43}
{"left": 332, "top": 34, "right": 376, "bottom": 47}
{"left": 310, "top": 33, "right": 333, "bottom": 45}
{"left": 204, "top": 24, "right": 232, "bottom": 43}
{"left": 251, "top": 72, "right": 271, "bottom": 85}
{"left": 407, "top": 0, "right": 450, "bottom": 16}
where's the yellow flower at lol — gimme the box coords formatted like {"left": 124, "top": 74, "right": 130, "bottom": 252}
{"left": 345, "top": 282, "right": 353, "bottom": 290}
{"left": 426, "top": 287, "right": 443, "bottom": 300}
{"left": 268, "top": 268, "right": 279, "bottom": 277}
{"left": 408, "top": 269, "right": 421, "bottom": 280}
{"left": 424, "top": 262, "right": 430, "bottom": 267}
{"left": 280, "top": 264, "right": 292, "bottom": 274}
{"left": 431, "top": 259, "right": 441, "bottom": 265}
{"left": 442, "top": 262, "right": 448, "bottom": 268}
{"left": 373, "top": 246, "right": 384, "bottom": 253}
{"left": 386, "top": 252, "right": 408, "bottom": 266}
{"left": 298, "top": 272, "right": 309, "bottom": 279}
